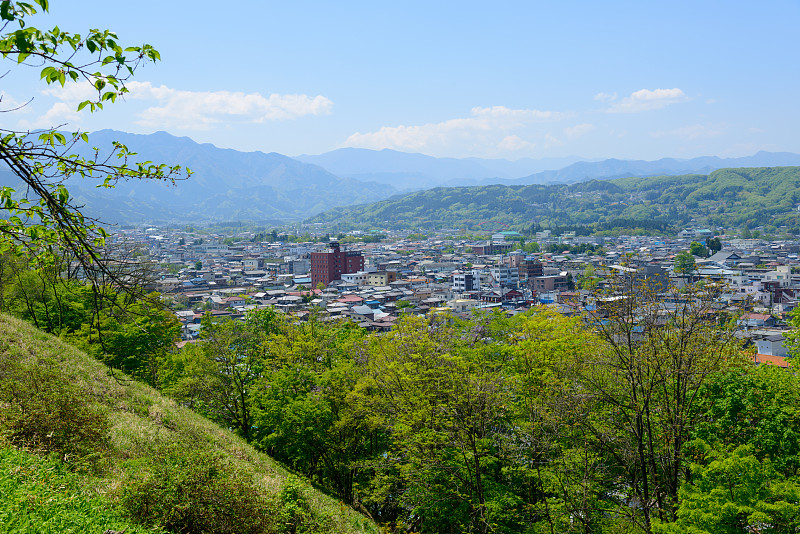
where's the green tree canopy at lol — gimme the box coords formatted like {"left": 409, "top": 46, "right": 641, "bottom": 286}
{"left": 674, "top": 250, "right": 696, "bottom": 275}
{"left": 689, "top": 241, "right": 709, "bottom": 257}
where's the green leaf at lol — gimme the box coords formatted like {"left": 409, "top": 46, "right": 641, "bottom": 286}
{"left": 39, "top": 65, "right": 54, "bottom": 79}
{"left": 0, "top": 1, "right": 13, "bottom": 22}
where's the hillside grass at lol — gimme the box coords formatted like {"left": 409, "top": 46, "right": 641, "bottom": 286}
{"left": 0, "top": 446, "right": 164, "bottom": 534}
{"left": 0, "top": 314, "right": 378, "bottom": 534}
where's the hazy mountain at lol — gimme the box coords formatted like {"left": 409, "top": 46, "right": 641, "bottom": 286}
{"left": 295, "top": 148, "right": 584, "bottom": 189}
{"left": 297, "top": 147, "right": 800, "bottom": 190}
{"left": 13, "top": 130, "right": 400, "bottom": 224}
{"left": 513, "top": 152, "right": 800, "bottom": 185}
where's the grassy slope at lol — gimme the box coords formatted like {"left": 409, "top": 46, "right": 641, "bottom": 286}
{"left": 0, "top": 314, "right": 377, "bottom": 534}
{"left": 0, "top": 447, "right": 164, "bottom": 534}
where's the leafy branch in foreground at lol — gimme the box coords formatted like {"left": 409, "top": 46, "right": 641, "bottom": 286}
{"left": 0, "top": 0, "right": 189, "bottom": 287}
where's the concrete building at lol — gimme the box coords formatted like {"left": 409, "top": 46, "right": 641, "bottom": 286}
{"left": 310, "top": 242, "right": 364, "bottom": 287}
{"left": 452, "top": 270, "right": 480, "bottom": 292}
{"left": 368, "top": 271, "right": 398, "bottom": 286}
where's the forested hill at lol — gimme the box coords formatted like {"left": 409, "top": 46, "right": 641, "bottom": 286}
{"left": 306, "top": 166, "right": 800, "bottom": 233}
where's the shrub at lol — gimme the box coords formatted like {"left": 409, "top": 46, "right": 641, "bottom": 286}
{"left": 0, "top": 356, "right": 109, "bottom": 459}
{"left": 119, "top": 444, "right": 271, "bottom": 534}
{"left": 278, "top": 475, "right": 333, "bottom": 534}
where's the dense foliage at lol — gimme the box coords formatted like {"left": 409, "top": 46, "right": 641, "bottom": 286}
{"left": 149, "top": 275, "right": 800, "bottom": 534}
{"left": 0, "top": 254, "right": 180, "bottom": 386}
{"left": 307, "top": 167, "right": 800, "bottom": 234}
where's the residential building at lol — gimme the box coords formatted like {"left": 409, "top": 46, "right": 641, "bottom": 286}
{"left": 490, "top": 266, "right": 519, "bottom": 287}
{"left": 368, "top": 271, "right": 398, "bottom": 286}
{"left": 452, "top": 270, "right": 479, "bottom": 292}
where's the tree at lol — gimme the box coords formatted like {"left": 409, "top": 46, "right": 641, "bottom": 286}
{"left": 0, "top": 1, "right": 187, "bottom": 285}
{"left": 692, "top": 365, "right": 800, "bottom": 478}
{"left": 67, "top": 293, "right": 181, "bottom": 386}
{"left": 252, "top": 319, "right": 380, "bottom": 509}
{"left": 674, "top": 250, "right": 696, "bottom": 280}
{"left": 505, "top": 308, "right": 615, "bottom": 532}
{"left": 657, "top": 443, "right": 800, "bottom": 534}
{"left": 579, "top": 263, "right": 599, "bottom": 289}
{"left": 782, "top": 306, "right": 800, "bottom": 358}
{"left": 169, "top": 310, "right": 279, "bottom": 440}
{"left": 658, "top": 364, "right": 800, "bottom": 533}
{"left": 689, "top": 241, "right": 709, "bottom": 257}
{"left": 581, "top": 272, "right": 745, "bottom": 531}
{"left": 706, "top": 237, "right": 722, "bottom": 254}
{"left": 362, "top": 314, "right": 515, "bottom": 533}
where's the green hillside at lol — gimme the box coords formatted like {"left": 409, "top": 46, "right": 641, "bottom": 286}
{"left": 307, "top": 166, "right": 800, "bottom": 233}
{"left": 0, "top": 314, "right": 377, "bottom": 534}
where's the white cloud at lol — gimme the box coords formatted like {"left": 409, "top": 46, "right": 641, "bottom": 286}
{"left": 498, "top": 135, "right": 536, "bottom": 152}
{"left": 343, "top": 106, "right": 567, "bottom": 156}
{"left": 605, "top": 88, "right": 688, "bottom": 113}
{"left": 0, "top": 91, "right": 33, "bottom": 113}
{"left": 594, "top": 92, "right": 618, "bottom": 102}
{"left": 470, "top": 105, "right": 563, "bottom": 123}
{"left": 42, "top": 82, "right": 97, "bottom": 105}
{"left": 125, "top": 82, "right": 333, "bottom": 130}
{"left": 564, "top": 123, "right": 595, "bottom": 139}
{"left": 40, "top": 80, "right": 333, "bottom": 131}
{"left": 543, "top": 133, "right": 564, "bottom": 148}
{"left": 650, "top": 123, "right": 725, "bottom": 140}
{"left": 16, "top": 102, "right": 82, "bottom": 130}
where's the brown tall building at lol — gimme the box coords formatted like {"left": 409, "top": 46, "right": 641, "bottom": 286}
{"left": 520, "top": 258, "right": 543, "bottom": 283}
{"left": 310, "top": 242, "right": 364, "bottom": 286}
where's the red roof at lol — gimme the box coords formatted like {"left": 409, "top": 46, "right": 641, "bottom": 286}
{"left": 754, "top": 354, "right": 790, "bottom": 368}
{"left": 336, "top": 294, "right": 364, "bottom": 303}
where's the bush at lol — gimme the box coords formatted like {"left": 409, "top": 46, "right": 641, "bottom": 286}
{"left": 278, "top": 475, "right": 332, "bottom": 534}
{"left": 0, "top": 356, "right": 109, "bottom": 459}
{"left": 119, "top": 444, "right": 271, "bottom": 534}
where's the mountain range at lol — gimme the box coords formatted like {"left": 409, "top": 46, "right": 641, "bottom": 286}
{"left": 300, "top": 148, "right": 800, "bottom": 188}
{"left": 296, "top": 148, "right": 586, "bottom": 190}
{"left": 2, "top": 129, "right": 799, "bottom": 225}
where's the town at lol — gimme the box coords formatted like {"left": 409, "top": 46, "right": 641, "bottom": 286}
{"left": 121, "top": 225, "right": 800, "bottom": 367}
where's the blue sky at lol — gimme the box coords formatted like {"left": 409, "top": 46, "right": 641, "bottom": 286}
{"left": 4, "top": 1, "right": 799, "bottom": 160}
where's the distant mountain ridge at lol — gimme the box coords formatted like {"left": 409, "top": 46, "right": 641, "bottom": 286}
{"left": 0, "top": 130, "right": 400, "bottom": 225}
{"left": 3, "top": 130, "right": 798, "bottom": 225}
{"left": 296, "top": 148, "right": 585, "bottom": 189}
{"left": 298, "top": 147, "right": 800, "bottom": 189}
{"left": 511, "top": 151, "right": 800, "bottom": 185}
